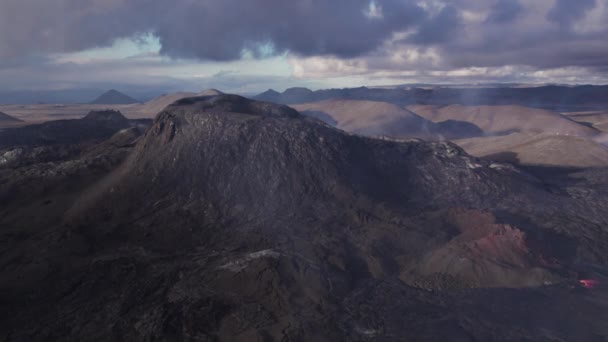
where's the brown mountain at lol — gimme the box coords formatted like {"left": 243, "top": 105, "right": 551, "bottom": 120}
{"left": 294, "top": 99, "right": 483, "bottom": 140}
{"left": 407, "top": 104, "right": 599, "bottom": 136}
{"left": 456, "top": 133, "right": 608, "bottom": 168}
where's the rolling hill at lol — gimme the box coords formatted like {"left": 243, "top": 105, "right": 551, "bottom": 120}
{"left": 408, "top": 104, "right": 599, "bottom": 136}
{"left": 254, "top": 85, "right": 608, "bottom": 109}
{"left": 456, "top": 133, "right": 608, "bottom": 168}
{"left": 294, "top": 99, "right": 483, "bottom": 140}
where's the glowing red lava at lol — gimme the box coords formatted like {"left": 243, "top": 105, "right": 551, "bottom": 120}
{"left": 579, "top": 279, "right": 600, "bottom": 289}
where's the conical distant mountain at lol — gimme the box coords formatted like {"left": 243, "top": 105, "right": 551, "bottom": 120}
{"left": 0, "top": 111, "right": 22, "bottom": 123}
{"left": 90, "top": 89, "right": 140, "bottom": 105}
{"left": 255, "top": 88, "right": 281, "bottom": 102}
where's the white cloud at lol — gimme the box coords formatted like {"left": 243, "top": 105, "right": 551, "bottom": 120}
{"left": 364, "top": 1, "right": 384, "bottom": 19}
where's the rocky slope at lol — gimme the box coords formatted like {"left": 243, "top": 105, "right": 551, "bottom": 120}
{"left": 1, "top": 95, "right": 608, "bottom": 341}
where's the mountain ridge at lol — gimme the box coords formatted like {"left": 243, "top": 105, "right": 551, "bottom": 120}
{"left": 254, "top": 85, "right": 608, "bottom": 109}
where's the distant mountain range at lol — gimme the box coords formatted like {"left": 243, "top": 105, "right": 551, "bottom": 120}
{"left": 254, "top": 85, "right": 608, "bottom": 110}
{"left": 0, "top": 88, "right": 156, "bottom": 105}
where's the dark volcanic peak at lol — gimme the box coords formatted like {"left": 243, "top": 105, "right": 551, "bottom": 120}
{"left": 82, "top": 109, "right": 128, "bottom": 123}
{"left": 76, "top": 93, "right": 546, "bottom": 236}
{"left": 0, "top": 111, "right": 22, "bottom": 122}
{"left": 166, "top": 94, "right": 300, "bottom": 118}
{"left": 254, "top": 88, "right": 281, "bottom": 102}
{"left": 90, "top": 89, "right": 140, "bottom": 105}
{"left": 260, "top": 88, "right": 280, "bottom": 96}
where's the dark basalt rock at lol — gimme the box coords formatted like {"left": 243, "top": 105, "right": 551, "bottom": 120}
{"left": 82, "top": 109, "right": 129, "bottom": 123}
{"left": 168, "top": 94, "right": 300, "bottom": 118}
{"left": 2, "top": 94, "right": 608, "bottom": 341}
{"left": 0, "top": 110, "right": 150, "bottom": 148}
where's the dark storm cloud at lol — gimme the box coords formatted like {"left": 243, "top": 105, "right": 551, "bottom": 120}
{"left": 157, "top": 0, "right": 428, "bottom": 60}
{"left": 407, "top": 5, "right": 463, "bottom": 45}
{"left": 486, "top": 0, "right": 523, "bottom": 23}
{"left": 0, "top": 0, "right": 428, "bottom": 60}
{"left": 1, "top": 0, "right": 608, "bottom": 85}
{"left": 424, "top": 0, "right": 608, "bottom": 73}
{"left": 547, "top": 0, "right": 598, "bottom": 28}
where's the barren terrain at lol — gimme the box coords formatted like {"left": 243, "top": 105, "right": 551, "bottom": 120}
{"left": 407, "top": 104, "right": 599, "bottom": 136}
{"left": 456, "top": 133, "right": 608, "bottom": 168}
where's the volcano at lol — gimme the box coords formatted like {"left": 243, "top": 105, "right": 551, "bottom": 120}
{"left": 2, "top": 94, "right": 608, "bottom": 341}
{"left": 90, "top": 89, "right": 140, "bottom": 105}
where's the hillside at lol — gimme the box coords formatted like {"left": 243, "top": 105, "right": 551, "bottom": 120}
{"left": 408, "top": 104, "right": 599, "bottom": 136}
{"left": 0, "top": 110, "right": 148, "bottom": 147}
{"left": 294, "top": 99, "right": 482, "bottom": 140}
{"left": 456, "top": 133, "right": 608, "bottom": 168}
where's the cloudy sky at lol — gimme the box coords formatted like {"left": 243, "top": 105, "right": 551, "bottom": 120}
{"left": 1, "top": 0, "right": 607, "bottom": 94}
